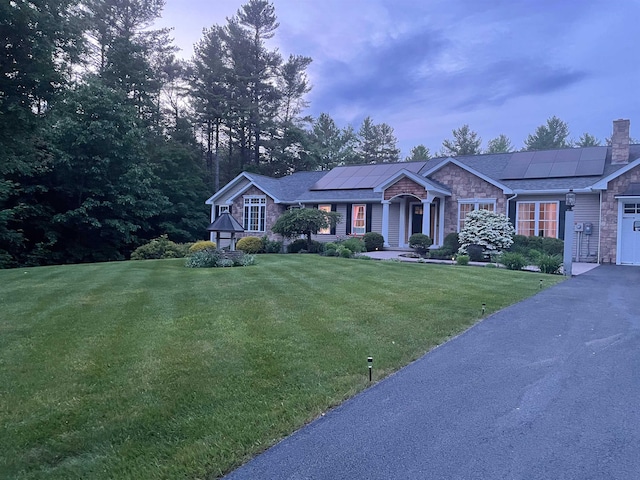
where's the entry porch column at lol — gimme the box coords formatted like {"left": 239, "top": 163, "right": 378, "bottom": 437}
{"left": 381, "top": 200, "right": 390, "bottom": 247}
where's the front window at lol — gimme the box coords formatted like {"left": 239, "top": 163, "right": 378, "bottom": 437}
{"left": 458, "top": 200, "right": 495, "bottom": 231}
{"left": 243, "top": 196, "right": 266, "bottom": 232}
{"left": 517, "top": 201, "right": 558, "bottom": 238}
{"left": 352, "top": 204, "right": 366, "bottom": 235}
{"left": 318, "top": 204, "right": 332, "bottom": 234}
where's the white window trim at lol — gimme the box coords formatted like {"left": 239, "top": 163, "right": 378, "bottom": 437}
{"left": 352, "top": 204, "right": 366, "bottom": 235}
{"left": 243, "top": 195, "right": 267, "bottom": 232}
{"left": 318, "top": 204, "right": 332, "bottom": 235}
{"left": 219, "top": 205, "right": 230, "bottom": 214}
{"left": 457, "top": 198, "right": 497, "bottom": 232}
{"left": 515, "top": 200, "right": 560, "bottom": 238}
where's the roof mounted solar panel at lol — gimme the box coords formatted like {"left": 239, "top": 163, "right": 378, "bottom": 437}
{"left": 310, "top": 162, "right": 427, "bottom": 190}
{"left": 500, "top": 147, "right": 607, "bottom": 180}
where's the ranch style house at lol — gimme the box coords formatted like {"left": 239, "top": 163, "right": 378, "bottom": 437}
{"left": 206, "top": 119, "right": 640, "bottom": 266}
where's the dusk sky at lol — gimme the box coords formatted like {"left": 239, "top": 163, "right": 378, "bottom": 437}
{"left": 154, "top": 0, "right": 640, "bottom": 157}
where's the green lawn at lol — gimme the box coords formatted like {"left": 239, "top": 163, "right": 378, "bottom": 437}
{"left": 0, "top": 256, "right": 563, "bottom": 479}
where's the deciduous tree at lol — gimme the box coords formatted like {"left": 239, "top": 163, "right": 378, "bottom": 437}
{"left": 271, "top": 208, "right": 341, "bottom": 250}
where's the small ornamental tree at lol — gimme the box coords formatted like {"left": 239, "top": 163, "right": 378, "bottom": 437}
{"left": 271, "top": 208, "right": 342, "bottom": 251}
{"left": 458, "top": 209, "right": 515, "bottom": 256}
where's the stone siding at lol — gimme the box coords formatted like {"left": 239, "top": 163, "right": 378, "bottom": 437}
{"left": 231, "top": 185, "right": 285, "bottom": 240}
{"left": 429, "top": 163, "right": 507, "bottom": 235}
{"left": 599, "top": 164, "right": 640, "bottom": 263}
{"left": 384, "top": 178, "right": 428, "bottom": 200}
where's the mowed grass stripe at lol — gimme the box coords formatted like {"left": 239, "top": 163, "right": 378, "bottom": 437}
{"left": 0, "top": 256, "right": 563, "bottom": 479}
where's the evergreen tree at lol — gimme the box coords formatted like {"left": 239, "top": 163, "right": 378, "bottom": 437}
{"left": 574, "top": 133, "right": 601, "bottom": 147}
{"left": 356, "top": 117, "right": 400, "bottom": 163}
{"left": 486, "top": 134, "right": 514, "bottom": 153}
{"left": 523, "top": 116, "right": 570, "bottom": 151}
{"left": 441, "top": 125, "right": 482, "bottom": 156}
{"left": 406, "top": 145, "right": 431, "bottom": 161}
{"left": 308, "top": 114, "right": 357, "bottom": 170}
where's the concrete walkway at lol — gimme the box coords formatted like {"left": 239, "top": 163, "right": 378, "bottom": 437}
{"left": 363, "top": 249, "right": 600, "bottom": 276}
{"left": 225, "top": 265, "right": 640, "bottom": 479}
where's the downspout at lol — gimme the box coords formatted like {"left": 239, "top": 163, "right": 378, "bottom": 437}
{"left": 597, "top": 190, "right": 602, "bottom": 264}
{"left": 506, "top": 192, "right": 518, "bottom": 223}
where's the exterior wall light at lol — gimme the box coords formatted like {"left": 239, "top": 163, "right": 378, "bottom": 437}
{"left": 565, "top": 189, "right": 576, "bottom": 211}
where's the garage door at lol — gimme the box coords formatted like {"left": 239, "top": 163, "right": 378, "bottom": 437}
{"left": 619, "top": 202, "right": 640, "bottom": 265}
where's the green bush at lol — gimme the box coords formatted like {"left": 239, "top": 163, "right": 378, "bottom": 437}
{"left": 537, "top": 254, "right": 562, "bottom": 274}
{"left": 236, "top": 236, "right": 263, "bottom": 254}
{"left": 324, "top": 242, "right": 338, "bottom": 251}
{"left": 131, "top": 235, "right": 187, "bottom": 260}
{"left": 287, "top": 239, "right": 324, "bottom": 253}
{"left": 185, "top": 250, "right": 256, "bottom": 268}
{"left": 541, "top": 237, "right": 564, "bottom": 256}
{"left": 362, "top": 232, "right": 385, "bottom": 252}
{"left": 456, "top": 254, "right": 470, "bottom": 265}
{"left": 429, "top": 247, "right": 454, "bottom": 260}
{"left": 185, "top": 249, "right": 221, "bottom": 268}
{"left": 499, "top": 252, "right": 528, "bottom": 271}
{"left": 189, "top": 240, "right": 217, "bottom": 253}
{"left": 466, "top": 244, "right": 484, "bottom": 262}
{"left": 409, "top": 233, "right": 432, "bottom": 256}
{"left": 324, "top": 248, "right": 337, "bottom": 257}
{"left": 337, "top": 246, "right": 353, "bottom": 258}
{"left": 341, "top": 237, "right": 365, "bottom": 253}
{"left": 261, "top": 236, "right": 282, "bottom": 253}
{"left": 443, "top": 232, "right": 460, "bottom": 252}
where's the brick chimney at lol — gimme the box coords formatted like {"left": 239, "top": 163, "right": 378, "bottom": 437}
{"left": 611, "top": 119, "right": 630, "bottom": 165}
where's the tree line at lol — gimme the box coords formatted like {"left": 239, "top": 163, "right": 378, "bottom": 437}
{"left": 408, "top": 115, "right": 629, "bottom": 160}
{"left": 0, "top": 0, "right": 627, "bottom": 267}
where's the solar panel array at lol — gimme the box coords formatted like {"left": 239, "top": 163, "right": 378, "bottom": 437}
{"left": 500, "top": 146, "right": 607, "bottom": 180}
{"left": 311, "top": 162, "right": 426, "bottom": 190}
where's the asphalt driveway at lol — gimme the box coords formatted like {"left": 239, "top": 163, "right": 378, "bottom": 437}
{"left": 225, "top": 266, "right": 640, "bottom": 480}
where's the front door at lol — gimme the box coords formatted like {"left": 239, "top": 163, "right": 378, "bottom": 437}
{"left": 411, "top": 204, "right": 423, "bottom": 235}
{"left": 620, "top": 201, "right": 640, "bottom": 265}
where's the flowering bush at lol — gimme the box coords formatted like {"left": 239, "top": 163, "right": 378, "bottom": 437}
{"left": 458, "top": 209, "right": 515, "bottom": 256}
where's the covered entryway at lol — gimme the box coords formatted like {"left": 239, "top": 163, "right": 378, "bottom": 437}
{"left": 618, "top": 198, "right": 640, "bottom": 265}
{"left": 374, "top": 169, "right": 450, "bottom": 248}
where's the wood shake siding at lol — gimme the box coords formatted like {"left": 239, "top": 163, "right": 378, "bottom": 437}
{"left": 383, "top": 178, "right": 428, "bottom": 200}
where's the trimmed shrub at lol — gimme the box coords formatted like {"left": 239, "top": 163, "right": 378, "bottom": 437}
{"left": 537, "top": 254, "right": 562, "bottom": 274}
{"left": 189, "top": 240, "right": 217, "bottom": 253}
{"left": 287, "top": 239, "right": 308, "bottom": 253}
{"left": 409, "top": 233, "right": 432, "bottom": 256}
{"left": 443, "top": 232, "right": 460, "bottom": 252}
{"left": 466, "top": 244, "right": 485, "bottom": 262}
{"left": 337, "top": 246, "right": 353, "bottom": 258}
{"left": 499, "top": 252, "right": 528, "bottom": 270}
{"left": 341, "top": 237, "right": 365, "bottom": 254}
{"left": 236, "top": 236, "right": 263, "bottom": 254}
{"left": 429, "top": 247, "right": 455, "bottom": 260}
{"left": 287, "top": 239, "right": 324, "bottom": 253}
{"left": 324, "top": 248, "right": 337, "bottom": 257}
{"left": 362, "top": 232, "right": 385, "bottom": 252}
{"left": 456, "top": 254, "right": 470, "bottom": 265}
{"left": 324, "top": 242, "right": 338, "bottom": 251}
{"left": 131, "top": 235, "right": 187, "bottom": 260}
